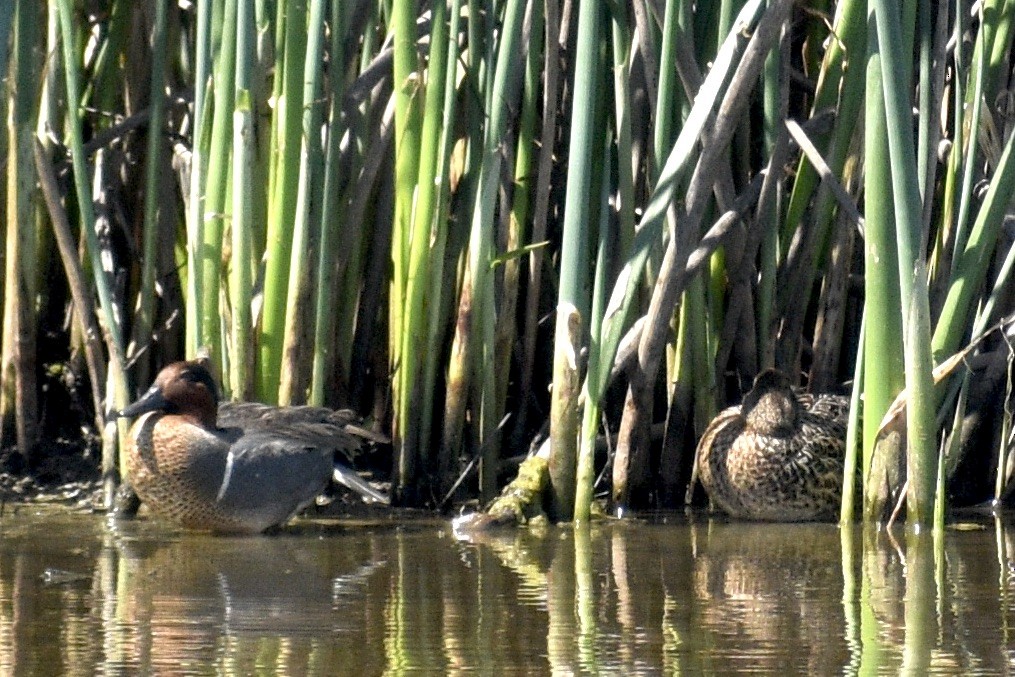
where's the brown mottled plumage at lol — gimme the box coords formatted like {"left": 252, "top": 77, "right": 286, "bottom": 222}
{"left": 696, "top": 369, "right": 849, "bottom": 521}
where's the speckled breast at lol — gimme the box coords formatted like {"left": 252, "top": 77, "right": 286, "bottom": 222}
{"left": 126, "top": 412, "right": 249, "bottom": 532}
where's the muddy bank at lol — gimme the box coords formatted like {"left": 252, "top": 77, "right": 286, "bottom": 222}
{"left": 0, "top": 440, "right": 103, "bottom": 510}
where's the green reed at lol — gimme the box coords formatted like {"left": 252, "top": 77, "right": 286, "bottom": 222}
{"left": 6, "top": 0, "right": 1015, "bottom": 523}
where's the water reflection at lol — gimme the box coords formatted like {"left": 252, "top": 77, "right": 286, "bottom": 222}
{"left": 107, "top": 529, "right": 390, "bottom": 674}
{"left": 0, "top": 506, "right": 1013, "bottom": 674}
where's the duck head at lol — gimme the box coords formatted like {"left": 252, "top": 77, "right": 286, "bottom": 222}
{"left": 118, "top": 361, "right": 221, "bottom": 428}
{"left": 741, "top": 369, "right": 799, "bottom": 437}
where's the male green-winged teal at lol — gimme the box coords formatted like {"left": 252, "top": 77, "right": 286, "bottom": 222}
{"left": 118, "top": 360, "right": 388, "bottom": 533}
{"left": 695, "top": 369, "right": 849, "bottom": 521}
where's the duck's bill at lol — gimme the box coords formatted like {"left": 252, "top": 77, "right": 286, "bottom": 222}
{"left": 118, "top": 384, "right": 169, "bottom": 418}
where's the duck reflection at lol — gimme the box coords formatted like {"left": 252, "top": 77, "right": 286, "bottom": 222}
{"left": 685, "top": 521, "right": 850, "bottom": 674}
{"left": 2, "top": 509, "right": 1015, "bottom": 673}
{"left": 104, "top": 521, "right": 389, "bottom": 674}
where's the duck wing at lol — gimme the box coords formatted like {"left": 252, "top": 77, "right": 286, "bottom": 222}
{"left": 219, "top": 402, "right": 360, "bottom": 427}
{"left": 695, "top": 405, "right": 748, "bottom": 514}
{"left": 212, "top": 429, "right": 333, "bottom": 527}
{"left": 804, "top": 394, "right": 850, "bottom": 425}
{"left": 216, "top": 403, "right": 391, "bottom": 509}
{"left": 218, "top": 402, "right": 388, "bottom": 459}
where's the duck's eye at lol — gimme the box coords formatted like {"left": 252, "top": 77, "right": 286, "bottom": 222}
{"left": 178, "top": 368, "right": 218, "bottom": 400}
{"left": 181, "top": 370, "right": 204, "bottom": 384}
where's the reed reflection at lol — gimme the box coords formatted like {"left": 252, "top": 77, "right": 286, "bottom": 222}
{"left": 460, "top": 515, "right": 1015, "bottom": 674}
{"left": 0, "top": 511, "right": 1014, "bottom": 673}
{"left": 847, "top": 521, "right": 1015, "bottom": 675}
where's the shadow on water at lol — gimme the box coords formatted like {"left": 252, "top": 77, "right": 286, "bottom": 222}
{"left": 0, "top": 506, "right": 1014, "bottom": 674}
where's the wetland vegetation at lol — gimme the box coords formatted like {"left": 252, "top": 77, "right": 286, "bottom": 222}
{"left": 1, "top": 1, "right": 1014, "bottom": 526}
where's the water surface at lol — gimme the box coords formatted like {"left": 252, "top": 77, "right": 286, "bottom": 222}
{"left": 0, "top": 505, "right": 1013, "bottom": 674}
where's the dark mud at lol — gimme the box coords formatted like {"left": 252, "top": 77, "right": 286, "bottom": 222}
{"left": 0, "top": 442, "right": 102, "bottom": 511}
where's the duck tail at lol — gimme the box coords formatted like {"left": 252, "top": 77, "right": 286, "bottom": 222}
{"left": 332, "top": 464, "right": 390, "bottom": 505}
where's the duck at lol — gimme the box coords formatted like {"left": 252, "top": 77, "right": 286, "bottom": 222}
{"left": 117, "top": 360, "right": 389, "bottom": 533}
{"left": 695, "top": 369, "right": 849, "bottom": 521}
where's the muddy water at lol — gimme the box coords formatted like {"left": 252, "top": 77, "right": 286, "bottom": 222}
{"left": 0, "top": 506, "right": 1013, "bottom": 675}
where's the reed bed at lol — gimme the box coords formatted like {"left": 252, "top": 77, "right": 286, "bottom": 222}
{"left": 3, "top": 1, "right": 1015, "bottom": 525}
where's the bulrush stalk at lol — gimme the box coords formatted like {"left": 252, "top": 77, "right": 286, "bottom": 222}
{"left": 185, "top": 0, "right": 212, "bottom": 358}
{"left": 861, "top": 19, "right": 906, "bottom": 522}
{"left": 127, "top": 0, "right": 169, "bottom": 392}
{"left": 2, "top": 1, "right": 41, "bottom": 461}
{"left": 279, "top": 0, "right": 329, "bottom": 405}
{"left": 310, "top": 1, "right": 349, "bottom": 406}
{"left": 551, "top": 0, "right": 601, "bottom": 520}
{"left": 199, "top": 0, "right": 238, "bottom": 378}
{"left": 229, "top": 0, "right": 256, "bottom": 401}
{"left": 388, "top": 0, "right": 423, "bottom": 497}
{"left": 258, "top": 0, "right": 307, "bottom": 403}
{"left": 401, "top": 0, "right": 454, "bottom": 491}
{"left": 870, "top": 0, "right": 937, "bottom": 525}
{"left": 460, "top": 0, "right": 527, "bottom": 501}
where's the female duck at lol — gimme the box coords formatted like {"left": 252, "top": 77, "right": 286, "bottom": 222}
{"left": 695, "top": 369, "right": 849, "bottom": 521}
{"left": 118, "top": 360, "right": 388, "bottom": 533}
